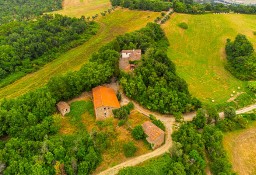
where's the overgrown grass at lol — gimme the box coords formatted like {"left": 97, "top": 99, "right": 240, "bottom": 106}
{"left": 0, "top": 9, "right": 159, "bottom": 99}
{"left": 162, "top": 13, "right": 256, "bottom": 106}
{"left": 51, "top": 0, "right": 111, "bottom": 18}
{"left": 223, "top": 119, "right": 256, "bottom": 174}
{"left": 68, "top": 100, "right": 94, "bottom": 130}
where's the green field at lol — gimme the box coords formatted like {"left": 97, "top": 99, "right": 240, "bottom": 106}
{"left": 223, "top": 121, "right": 256, "bottom": 175}
{"left": 51, "top": 0, "right": 111, "bottom": 18}
{"left": 162, "top": 13, "right": 256, "bottom": 104}
{"left": 0, "top": 9, "right": 159, "bottom": 99}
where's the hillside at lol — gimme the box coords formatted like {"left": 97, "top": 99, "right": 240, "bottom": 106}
{"left": 162, "top": 13, "right": 256, "bottom": 104}
{"left": 0, "top": 9, "right": 159, "bottom": 99}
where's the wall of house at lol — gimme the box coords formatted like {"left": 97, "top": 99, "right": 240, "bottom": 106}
{"left": 59, "top": 107, "right": 70, "bottom": 116}
{"left": 95, "top": 106, "right": 117, "bottom": 120}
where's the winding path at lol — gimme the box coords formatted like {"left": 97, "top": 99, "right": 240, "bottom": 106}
{"left": 98, "top": 94, "right": 256, "bottom": 175}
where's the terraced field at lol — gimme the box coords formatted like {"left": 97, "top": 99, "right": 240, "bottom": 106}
{"left": 162, "top": 13, "right": 256, "bottom": 104}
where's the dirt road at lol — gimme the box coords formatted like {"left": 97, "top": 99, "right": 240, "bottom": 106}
{"left": 98, "top": 94, "right": 256, "bottom": 175}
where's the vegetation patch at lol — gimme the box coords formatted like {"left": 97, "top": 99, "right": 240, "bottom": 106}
{"left": 178, "top": 22, "right": 188, "bottom": 29}
{"left": 225, "top": 34, "right": 256, "bottom": 80}
{"left": 110, "top": 0, "right": 172, "bottom": 12}
{"left": 0, "top": 0, "right": 62, "bottom": 24}
{"left": 247, "top": 81, "right": 256, "bottom": 93}
{"left": 123, "top": 141, "right": 137, "bottom": 157}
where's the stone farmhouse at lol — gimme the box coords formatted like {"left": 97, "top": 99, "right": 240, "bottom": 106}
{"left": 119, "top": 49, "right": 141, "bottom": 71}
{"left": 142, "top": 121, "right": 165, "bottom": 149}
{"left": 57, "top": 101, "right": 70, "bottom": 116}
{"left": 92, "top": 86, "right": 120, "bottom": 120}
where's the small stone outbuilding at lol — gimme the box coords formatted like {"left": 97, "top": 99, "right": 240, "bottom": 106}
{"left": 142, "top": 121, "right": 165, "bottom": 149}
{"left": 57, "top": 102, "right": 70, "bottom": 116}
{"left": 92, "top": 86, "right": 120, "bottom": 120}
{"left": 119, "top": 49, "right": 141, "bottom": 71}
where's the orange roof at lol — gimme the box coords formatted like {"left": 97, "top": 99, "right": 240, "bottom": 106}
{"left": 142, "top": 121, "right": 164, "bottom": 141}
{"left": 92, "top": 86, "right": 120, "bottom": 109}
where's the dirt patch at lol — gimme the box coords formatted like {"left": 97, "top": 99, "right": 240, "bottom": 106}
{"left": 227, "top": 92, "right": 245, "bottom": 102}
{"left": 57, "top": 115, "right": 76, "bottom": 135}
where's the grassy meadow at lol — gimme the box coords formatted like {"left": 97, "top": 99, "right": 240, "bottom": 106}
{"left": 0, "top": 8, "right": 159, "bottom": 99}
{"left": 223, "top": 121, "right": 256, "bottom": 175}
{"left": 51, "top": 0, "right": 111, "bottom": 18}
{"left": 162, "top": 13, "right": 256, "bottom": 104}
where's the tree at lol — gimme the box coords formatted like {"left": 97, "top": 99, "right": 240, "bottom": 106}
{"left": 123, "top": 142, "right": 137, "bottom": 157}
{"left": 192, "top": 108, "right": 207, "bottom": 129}
{"left": 224, "top": 106, "right": 236, "bottom": 120}
{"left": 132, "top": 125, "right": 145, "bottom": 140}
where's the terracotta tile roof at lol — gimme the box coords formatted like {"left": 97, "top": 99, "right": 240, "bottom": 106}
{"left": 142, "top": 121, "right": 164, "bottom": 142}
{"left": 92, "top": 86, "right": 120, "bottom": 109}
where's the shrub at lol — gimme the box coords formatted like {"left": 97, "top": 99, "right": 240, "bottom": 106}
{"left": 113, "top": 102, "right": 134, "bottom": 120}
{"left": 149, "top": 114, "right": 165, "bottom": 131}
{"left": 132, "top": 125, "right": 145, "bottom": 140}
{"left": 123, "top": 142, "right": 137, "bottom": 157}
{"left": 224, "top": 106, "right": 236, "bottom": 120}
{"left": 173, "top": 112, "right": 184, "bottom": 123}
{"left": 247, "top": 81, "right": 256, "bottom": 93}
{"left": 254, "top": 31, "right": 256, "bottom": 35}
{"left": 118, "top": 120, "right": 126, "bottom": 126}
{"left": 178, "top": 22, "right": 188, "bottom": 29}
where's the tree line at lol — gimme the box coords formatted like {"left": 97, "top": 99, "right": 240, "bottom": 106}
{"left": 110, "top": 0, "right": 172, "bottom": 11}
{"left": 173, "top": 0, "right": 256, "bottom": 14}
{"left": 0, "top": 14, "right": 98, "bottom": 86}
{"left": 225, "top": 34, "right": 256, "bottom": 80}
{"left": 0, "top": 0, "right": 62, "bottom": 25}
{"left": 0, "top": 23, "right": 173, "bottom": 174}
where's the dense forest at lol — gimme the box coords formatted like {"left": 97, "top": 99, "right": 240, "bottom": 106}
{"left": 225, "top": 34, "right": 256, "bottom": 80}
{"left": 119, "top": 25, "right": 200, "bottom": 114}
{"left": 0, "top": 23, "right": 177, "bottom": 174}
{"left": 110, "top": 0, "right": 172, "bottom": 11}
{"left": 0, "top": 14, "right": 98, "bottom": 86}
{"left": 119, "top": 107, "right": 256, "bottom": 175}
{"left": 0, "top": 0, "right": 62, "bottom": 25}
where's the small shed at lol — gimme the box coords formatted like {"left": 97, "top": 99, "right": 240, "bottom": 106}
{"left": 57, "top": 102, "right": 70, "bottom": 116}
{"left": 142, "top": 121, "right": 165, "bottom": 149}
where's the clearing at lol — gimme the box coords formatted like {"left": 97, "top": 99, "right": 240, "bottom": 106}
{"left": 162, "top": 13, "right": 256, "bottom": 104}
{"left": 223, "top": 121, "right": 256, "bottom": 175}
{"left": 51, "top": 0, "right": 111, "bottom": 18}
{"left": 0, "top": 8, "right": 159, "bottom": 99}
{"left": 55, "top": 98, "right": 152, "bottom": 174}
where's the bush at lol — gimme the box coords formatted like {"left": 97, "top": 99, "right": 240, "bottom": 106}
{"left": 118, "top": 120, "right": 126, "bottom": 126}
{"left": 123, "top": 142, "right": 137, "bottom": 157}
{"left": 113, "top": 102, "right": 134, "bottom": 120}
{"left": 173, "top": 112, "right": 184, "bottom": 123}
{"left": 149, "top": 115, "right": 165, "bottom": 131}
{"left": 254, "top": 31, "right": 256, "bottom": 35}
{"left": 178, "top": 22, "right": 188, "bottom": 29}
{"left": 224, "top": 106, "right": 236, "bottom": 120}
{"left": 247, "top": 81, "right": 256, "bottom": 93}
{"left": 132, "top": 125, "right": 145, "bottom": 140}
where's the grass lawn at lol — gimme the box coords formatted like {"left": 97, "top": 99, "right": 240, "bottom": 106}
{"left": 51, "top": 0, "right": 112, "bottom": 18}
{"left": 0, "top": 9, "right": 159, "bottom": 99}
{"left": 223, "top": 121, "right": 256, "bottom": 175}
{"left": 162, "top": 13, "right": 256, "bottom": 105}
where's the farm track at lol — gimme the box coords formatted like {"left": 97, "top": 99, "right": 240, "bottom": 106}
{"left": 98, "top": 94, "right": 256, "bottom": 175}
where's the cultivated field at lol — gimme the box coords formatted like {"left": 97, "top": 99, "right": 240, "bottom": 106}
{"left": 0, "top": 9, "right": 159, "bottom": 99}
{"left": 223, "top": 121, "right": 256, "bottom": 175}
{"left": 51, "top": 0, "right": 111, "bottom": 18}
{"left": 162, "top": 14, "right": 256, "bottom": 104}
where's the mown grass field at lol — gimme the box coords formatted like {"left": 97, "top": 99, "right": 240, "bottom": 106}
{"left": 51, "top": 0, "right": 111, "bottom": 18}
{"left": 162, "top": 13, "right": 256, "bottom": 104}
{"left": 223, "top": 121, "right": 256, "bottom": 175}
{"left": 0, "top": 8, "right": 159, "bottom": 99}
